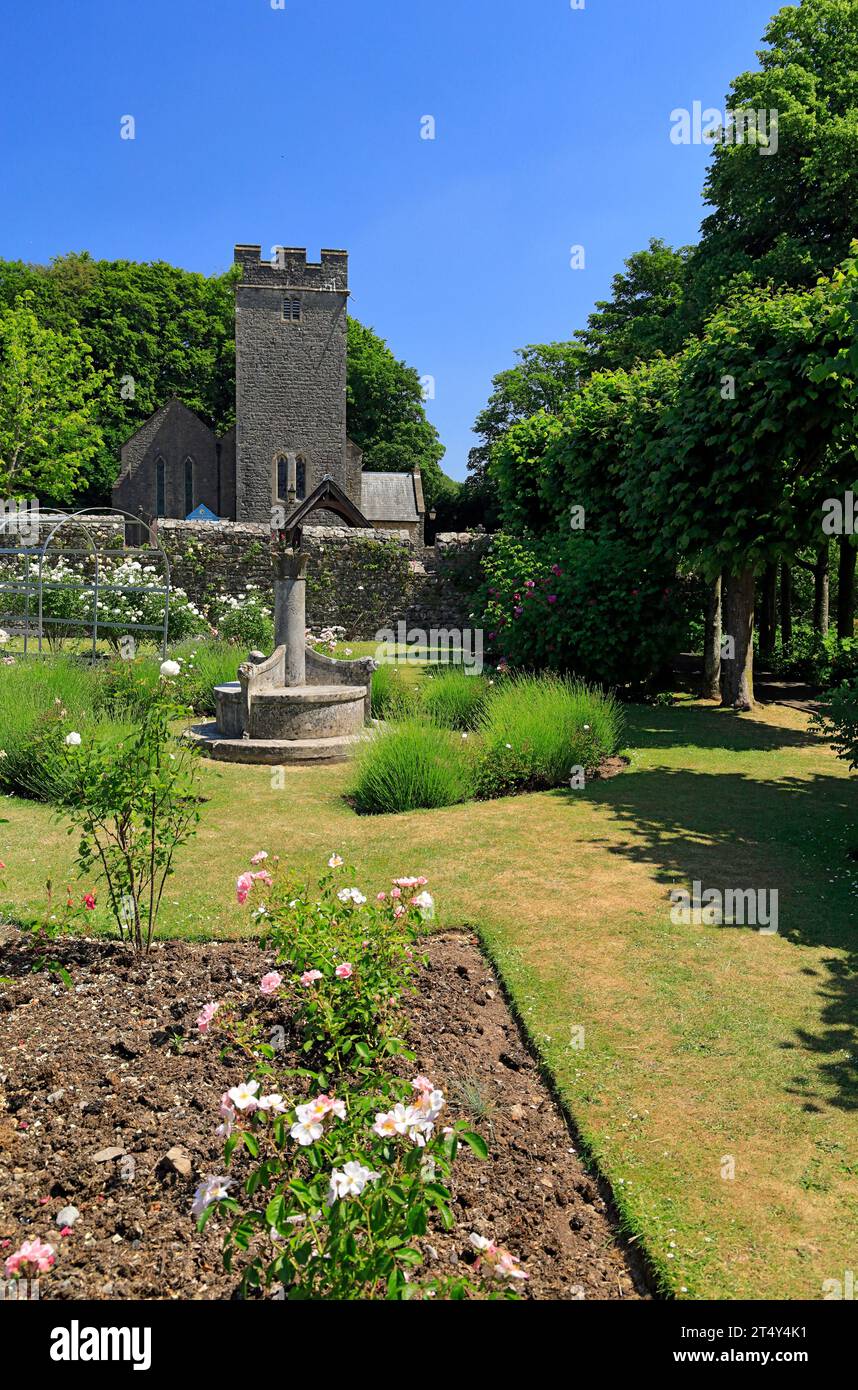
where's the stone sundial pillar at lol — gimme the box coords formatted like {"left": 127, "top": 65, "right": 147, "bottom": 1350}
{"left": 274, "top": 547, "right": 309, "bottom": 687}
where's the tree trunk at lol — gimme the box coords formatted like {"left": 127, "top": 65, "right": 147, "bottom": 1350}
{"left": 720, "top": 567, "right": 755, "bottom": 710}
{"left": 813, "top": 545, "right": 830, "bottom": 636}
{"left": 700, "top": 574, "right": 722, "bottom": 699}
{"left": 780, "top": 564, "right": 792, "bottom": 651}
{"left": 758, "top": 563, "right": 777, "bottom": 663}
{"left": 837, "top": 539, "right": 856, "bottom": 641}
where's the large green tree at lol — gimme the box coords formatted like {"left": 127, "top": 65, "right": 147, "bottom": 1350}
{"left": 0, "top": 293, "right": 108, "bottom": 501}
{"left": 639, "top": 258, "right": 858, "bottom": 706}
{"left": 345, "top": 317, "right": 451, "bottom": 508}
{"left": 574, "top": 238, "right": 693, "bottom": 372}
{"left": 688, "top": 0, "right": 858, "bottom": 322}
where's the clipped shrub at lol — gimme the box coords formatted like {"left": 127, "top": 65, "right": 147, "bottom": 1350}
{"left": 350, "top": 720, "right": 475, "bottom": 814}
{"left": 370, "top": 662, "right": 417, "bottom": 720}
{"left": 477, "top": 530, "right": 693, "bottom": 689}
{"left": 420, "top": 667, "right": 489, "bottom": 730}
{"left": 474, "top": 674, "right": 622, "bottom": 798}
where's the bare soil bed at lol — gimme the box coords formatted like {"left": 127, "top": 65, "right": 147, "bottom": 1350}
{"left": 0, "top": 928, "right": 648, "bottom": 1300}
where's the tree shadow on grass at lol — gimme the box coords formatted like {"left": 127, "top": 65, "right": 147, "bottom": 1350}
{"left": 554, "top": 764, "right": 858, "bottom": 1114}
{"left": 622, "top": 703, "right": 826, "bottom": 755}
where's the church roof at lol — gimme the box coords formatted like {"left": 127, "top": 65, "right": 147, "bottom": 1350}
{"left": 360, "top": 472, "right": 422, "bottom": 523}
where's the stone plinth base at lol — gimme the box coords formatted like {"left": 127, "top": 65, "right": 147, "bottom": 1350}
{"left": 189, "top": 723, "right": 365, "bottom": 765}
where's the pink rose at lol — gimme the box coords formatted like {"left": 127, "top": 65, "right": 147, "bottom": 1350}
{"left": 300, "top": 969, "right": 323, "bottom": 987}
{"left": 260, "top": 971, "right": 282, "bottom": 996}
{"left": 236, "top": 871, "right": 254, "bottom": 905}
{"left": 196, "top": 1002, "right": 219, "bottom": 1033}
{"left": 250, "top": 851, "right": 269, "bottom": 866}
{"left": 4, "top": 1238, "right": 55, "bottom": 1278}
{"left": 335, "top": 963, "right": 353, "bottom": 980}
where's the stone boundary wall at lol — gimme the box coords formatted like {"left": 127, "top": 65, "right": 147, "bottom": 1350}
{"left": 157, "top": 520, "right": 490, "bottom": 640}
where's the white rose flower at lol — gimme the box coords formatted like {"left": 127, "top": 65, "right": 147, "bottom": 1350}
{"left": 64, "top": 732, "right": 82, "bottom": 747}
{"left": 160, "top": 659, "right": 181, "bottom": 678}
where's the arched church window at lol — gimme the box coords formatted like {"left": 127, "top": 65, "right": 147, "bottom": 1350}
{"left": 184, "top": 457, "right": 194, "bottom": 516}
{"left": 155, "top": 457, "right": 166, "bottom": 517}
{"left": 275, "top": 455, "right": 307, "bottom": 503}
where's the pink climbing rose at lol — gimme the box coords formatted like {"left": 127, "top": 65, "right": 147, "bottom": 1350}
{"left": 260, "top": 972, "right": 282, "bottom": 996}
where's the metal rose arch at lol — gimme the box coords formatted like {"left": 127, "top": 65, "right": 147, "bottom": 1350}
{"left": 0, "top": 506, "right": 172, "bottom": 661}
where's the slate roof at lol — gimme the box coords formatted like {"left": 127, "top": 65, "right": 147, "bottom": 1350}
{"left": 360, "top": 472, "right": 421, "bottom": 522}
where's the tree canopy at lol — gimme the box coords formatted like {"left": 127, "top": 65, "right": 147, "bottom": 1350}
{"left": 0, "top": 292, "right": 108, "bottom": 501}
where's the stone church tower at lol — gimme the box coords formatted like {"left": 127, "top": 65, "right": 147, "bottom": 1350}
{"left": 233, "top": 244, "right": 359, "bottom": 522}
{"left": 112, "top": 241, "right": 425, "bottom": 539}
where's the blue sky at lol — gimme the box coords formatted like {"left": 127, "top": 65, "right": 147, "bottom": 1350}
{"left": 1, "top": 0, "right": 779, "bottom": 480}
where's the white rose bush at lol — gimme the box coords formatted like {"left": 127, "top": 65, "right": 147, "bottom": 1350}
{"left": 0, "top": 554, "right": 204, "bottom": 650}
{"left": 194, "top": 856, "right": 528, "bottom": 1299}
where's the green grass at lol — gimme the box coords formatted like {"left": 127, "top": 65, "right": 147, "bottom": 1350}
{"left": 1, "top": 697, "right": 856, "bottom": 1300}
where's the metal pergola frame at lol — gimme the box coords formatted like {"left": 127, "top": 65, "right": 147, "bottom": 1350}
{"left": 0, "top": 507, "right": 172, "bottom": 661}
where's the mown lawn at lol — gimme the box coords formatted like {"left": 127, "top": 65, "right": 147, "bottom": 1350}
{"left": 1, "top": 699, "right": 855, "bottom": 1300}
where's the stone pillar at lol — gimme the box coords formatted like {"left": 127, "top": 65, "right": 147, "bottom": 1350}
{"left": 274, "top": 549, "right": 309, "bottom": 687}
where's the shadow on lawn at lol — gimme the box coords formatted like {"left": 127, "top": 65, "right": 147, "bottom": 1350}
{"left": 622, "top": 703, "right": 826, "bottom": 754}
{"left": 561, "top": 764, "right": 858, "bottom": 1114}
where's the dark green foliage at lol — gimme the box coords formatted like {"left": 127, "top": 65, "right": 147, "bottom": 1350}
{"left": 346, "top": 318, "right": 452, "bottom": 508}
{"left": 812, "top": 678, "right": 858, "bottom": 770}
{"left": 478, "top": 532, "right": 691, "bottom": 691}
{"left": 0, "top": 254, "right": 236, "bottom": 505}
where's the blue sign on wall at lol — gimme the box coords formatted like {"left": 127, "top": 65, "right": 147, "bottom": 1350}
{"left": 185, "top": 504, "right": 220, "bottom": 522}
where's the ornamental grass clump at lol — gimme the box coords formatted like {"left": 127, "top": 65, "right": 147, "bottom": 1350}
{"left": 191, "top": 855, "right": 527, "bottom": 1300}
{"left": 475, "top": 673, "right": 623, "bottom": 798}
{"left": 171, "top": 639, "right": 241, "bottom": 715}
{"left": 370, "top": 660, "right": 416, "bottom": 720}
{"left": 350, "top": 719, "right": 475, "bottom": 814}
{"left": 0, "top": 657, "right": 102, "bottom": 801}
{"left": 420, "top": 666, "right": 490, "bottom": 730}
